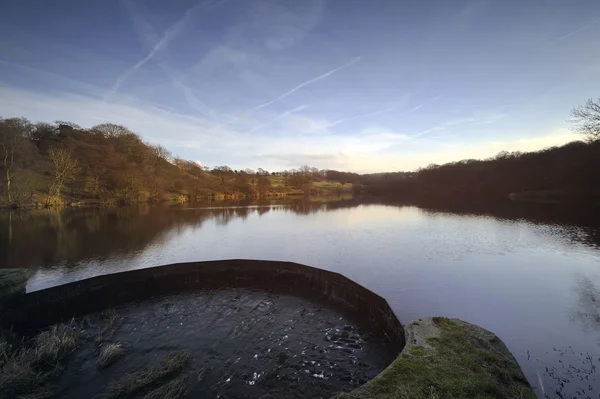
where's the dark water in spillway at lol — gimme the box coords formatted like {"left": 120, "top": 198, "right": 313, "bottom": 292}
{"left": 58, "top": 288, "right": 394, "bottom": 398}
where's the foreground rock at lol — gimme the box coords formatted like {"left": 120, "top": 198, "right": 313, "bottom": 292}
{"left": 334, "top": 317, "right": 536, "bottom": 399}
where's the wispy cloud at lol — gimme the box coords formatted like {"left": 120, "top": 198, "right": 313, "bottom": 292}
{"left": 455, "top": 0, "right": 489, "bottom": 25}
{"left": 255, "top": 0, "right": 325, "bottom": 51}
{"left": 107, "top": 0, "right": 225, "bottom": 99}
{"left": 0, "top": 59, "right": 104, "bottom": 97}
{"left": 249, "top": 56, "right": 362, "bottom": 113}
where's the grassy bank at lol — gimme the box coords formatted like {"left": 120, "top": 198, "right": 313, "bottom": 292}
{"left": 334, "top": 317, "right": 535, "bottom": 399}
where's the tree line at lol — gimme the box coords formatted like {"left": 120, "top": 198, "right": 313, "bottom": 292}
{"left": 363, "top": 97, "right": 600, "bottom": 203}
{"left": 0, "top": 119, "right": 355, "bottom": 208}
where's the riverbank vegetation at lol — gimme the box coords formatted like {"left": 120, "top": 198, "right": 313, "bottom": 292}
{"left": 0, "top": 118, "right": 353, "bottom": 209}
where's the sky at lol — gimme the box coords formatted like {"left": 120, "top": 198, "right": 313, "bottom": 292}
{"left": 1, "top": 0, "right": 599, "bottom": 173}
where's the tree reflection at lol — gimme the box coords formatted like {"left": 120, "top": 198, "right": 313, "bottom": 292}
{"left": 0, "top": 206, "right": 214, "bottom": 269}
{"left": 1, "top": 196, "right": 599, "bottom": 271}
{"left": 0, "top": 198, "right": 357, "bottom": 269}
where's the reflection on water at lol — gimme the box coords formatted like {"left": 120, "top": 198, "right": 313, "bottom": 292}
{"left": 1, "top": 196, "right": 600, "bottom": 397}
{"left": 0, "top": 197, "right": 357, "bottom": 270}
{"left": 2, "top": 198, "right": 598, "bottom": 272}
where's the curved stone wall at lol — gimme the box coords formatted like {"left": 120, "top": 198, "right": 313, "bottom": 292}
{"left": 2, "top": 260, "right": 405, "bottom": 354}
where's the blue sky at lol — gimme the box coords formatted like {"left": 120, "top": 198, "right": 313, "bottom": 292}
{"left": 1, "top": 0, "right": 599, "bottom": 173}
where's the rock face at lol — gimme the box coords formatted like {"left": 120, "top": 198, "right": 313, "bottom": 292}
{"left": 0, "top": 268, "right": 30, "bottom": 306}
{"left": 334, "top": 317, "right": 536, "bottom": 399}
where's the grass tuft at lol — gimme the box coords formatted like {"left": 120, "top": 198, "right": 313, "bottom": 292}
{"left": 100, "top": 351, "right": 191, "bottom": 399}
{"left": 97, "top": 343, "right": 127, "bottom": 369}
{"left": 143, "top": 373, "right": 193, "bottom": 399}
{"left": 0, "top": 321, "right": 80, "bottom": 398}
{"left": 33, "top": 323, "right": 80, "bottom": 366}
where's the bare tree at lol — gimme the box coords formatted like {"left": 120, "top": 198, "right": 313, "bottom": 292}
{"left": 91, "top": 123, "right": 133, "bottom": 138}
{"left": 571, "top": 98, "right": 600, "bottom": 142}
{"left": 84, "top": 173, "right": 102, "bottom": 198}
{"left": 173, "top": 157, "right": 190, "bottom": 172}
{"left": 48, "top": 147, "right": 80, "bottom": 199}
{"left": 257, "top": 176, "right": 271, "bottom": 196}
{"left": 0, "top": 118, "right": 33, "bottom": 203}
{"left": 55, "top": 120, "right": 82, "bottom": 130}
{"left": 152, "top": 145, "right": 170, "bottom": 161}
{"left": 146, "top": 145, "right": 171, "bottom": 200}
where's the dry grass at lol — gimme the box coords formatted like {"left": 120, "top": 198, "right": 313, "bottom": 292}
{"left": 143, "top": 373, "right": 193, "bottom": 399}
{"left": 33, "top": 324, "right": 80, "bottom": 366}
{"left": 97, "top": 343, "right": 127, "bottom": 369}
{"left": 0, "top": 322, "right": 80, "bottom": 398}
{"left": 100, "top": 351, "right": 191, "bottom": 399}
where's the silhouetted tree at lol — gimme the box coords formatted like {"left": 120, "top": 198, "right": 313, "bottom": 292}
{"left": 571, "top": 97, "right": 600, "bottom": 142}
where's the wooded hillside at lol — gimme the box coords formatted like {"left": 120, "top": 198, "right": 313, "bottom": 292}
{"left": 363, "top": 140, "right": 600, "bottom": 202}
{"left": 0, "top": 118, "right": 352, "bottom": 208}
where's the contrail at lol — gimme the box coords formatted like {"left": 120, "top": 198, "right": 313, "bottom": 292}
{"left": 247, "top": 104, "right": 309, "bottom": 133}
{"left": 321, "top": 107, "right": 394, "bottom": 129}
{"left": 249, "top": 56, "right": 362, "bottom": 113}
{"left": 119, "top": 0, "right": 228, "bottom": 122}
{"left": 107, "top": 0, "right": 224, "bottom": 99}
{"left": 410, "top": 126, "right": 444, "bottom": 139}
{"left": 307, "top": 95, "right": 440, "bottom": 135}
{"left": 552, "top": 18, "right": 600, "bottom": 43}
{"left": 321, "top": 94, "right": 412, "bottom": 129}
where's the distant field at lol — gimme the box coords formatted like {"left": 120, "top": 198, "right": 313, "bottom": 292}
{"left": 312, "top": 180, "right": 350, "bottom": 190}
{"left": 267, "top": 176, "right": 286, "bottom": 186}
{"left": 266, "top": 176, "right": 352, "bottom": 193}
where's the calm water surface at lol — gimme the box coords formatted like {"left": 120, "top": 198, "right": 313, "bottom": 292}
{"left": 2, "top": 198, "right": 600, "bottom": 398}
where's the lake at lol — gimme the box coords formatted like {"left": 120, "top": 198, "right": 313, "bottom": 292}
{"left": 2, "top": 197, "right": 599, "bottom": 398}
